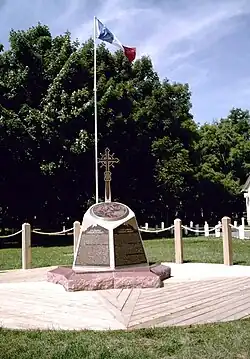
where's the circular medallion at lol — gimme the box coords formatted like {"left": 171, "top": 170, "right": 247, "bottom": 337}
{"left": 91, "top": 202, "right": 129, "bottom": 221}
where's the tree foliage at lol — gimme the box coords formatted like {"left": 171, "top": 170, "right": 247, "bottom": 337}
{"left": 0, "top": 24, "right": 249, "bottom": 228}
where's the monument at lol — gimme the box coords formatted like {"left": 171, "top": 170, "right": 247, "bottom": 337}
{"left": 47, "top": 148, "right": 171, "bottom": 291}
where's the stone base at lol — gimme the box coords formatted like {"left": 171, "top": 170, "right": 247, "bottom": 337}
{"left": 47, "top": 264, "right": 171, "bottom": 291}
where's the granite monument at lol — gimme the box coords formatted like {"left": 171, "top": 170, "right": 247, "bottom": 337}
{"left": 47, "top": 148, "right": 170, "bottom": 291}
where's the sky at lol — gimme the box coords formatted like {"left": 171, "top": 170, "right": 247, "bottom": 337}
{"left": 0, "top": 0, "right": 250, "bottom": 123}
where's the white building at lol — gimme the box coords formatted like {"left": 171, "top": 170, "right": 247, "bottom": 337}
{"left": 242, "top": 175, "right": 250, "bottom": 225}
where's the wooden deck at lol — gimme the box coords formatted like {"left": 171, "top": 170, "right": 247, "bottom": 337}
{"left": 1, "top": 267, "right": 250, "bottom": 330}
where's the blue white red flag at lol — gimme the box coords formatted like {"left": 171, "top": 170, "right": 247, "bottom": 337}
{"left": 95, "top": 17, "right": 136, "bottom": 62}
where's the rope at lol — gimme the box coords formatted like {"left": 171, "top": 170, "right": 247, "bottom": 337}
{"left": 229, "top": 224, "right": 249, "bottom": 240}
{"left": 229, "top": 224, "right": 243, "bottom": 230}
{"left": 32, "top": 227, "right": 74, "bottom": 236}
{"left": 181, "top": 225, "right": 221, "bottom": 233}
{"left": 139, "top": 225, "right": 174, "bottom": 233}
{"left": 0, "top": 229, "right": 23, "bottom": 238}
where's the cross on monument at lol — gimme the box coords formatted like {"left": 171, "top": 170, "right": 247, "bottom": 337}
{"left": 98, "top": 148, "right": 119, "bottom": 202}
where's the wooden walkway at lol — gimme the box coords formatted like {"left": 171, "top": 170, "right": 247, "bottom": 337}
{"left": 1, "top": 267, "right": 250, "bottom": 330}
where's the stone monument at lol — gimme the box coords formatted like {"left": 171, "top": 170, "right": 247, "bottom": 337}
{"left": 47, "top": 148, "right": 170, "bottom": 291}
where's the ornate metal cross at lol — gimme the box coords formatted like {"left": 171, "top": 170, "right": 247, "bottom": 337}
{"left": 98, "top": 148, "right": 119, "bottom": 202}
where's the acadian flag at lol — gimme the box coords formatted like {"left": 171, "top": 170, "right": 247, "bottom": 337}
{"left": 94, "top": 17, "right": 136, "bottom": 62}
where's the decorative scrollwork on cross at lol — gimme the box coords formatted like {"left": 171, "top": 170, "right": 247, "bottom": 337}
{"left": 98, "top": 148, "right": 119, "bottom": 202}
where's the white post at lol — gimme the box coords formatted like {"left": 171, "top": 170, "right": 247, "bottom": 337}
{"left": 204, "top": 221, "right": 209, "bottom": 237}
{"left": 233, "top": 220, "right": 237, "bottom": 228}
{"left": 215, "top": 221, "right": 221, "bottom": 237}
{"left": 63, "top": 225, "right": 66, "bottom": 233}
{"left": 195, "top": 224, "right": 199, "bottom": 236}
{"left": 73, "top": 221, "right": 81, "bottom": 254}
{"left": 184, "top": 225, "right": 188, "bottom": 236}
{"left": 190, "top": 221, "right": 193, "bottom": 228}
{"left": 170, "top": 225, "right": 174, "bottom": 236}
{"left": 239, "top": 224, "right": 245, "bottom": 239}
{"left": 22, "top": 223, "right": 31, "bottom": 270}
{"left": 145, "top": 222, "right": 148, "bottom": 230}
{"left": 161, "top": 221, "right": 164, "bottom": 229}
{"left": 93, "top": 16, "right": 99, "bottom": 203}
{"left": 238, "top": 217, "right": 245, "bottom": 239}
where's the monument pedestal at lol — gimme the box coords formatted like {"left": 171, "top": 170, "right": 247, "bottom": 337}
{"left": 48, "top": 202, "right": 170, "bottom": 291}
{"left": 47, "top": 263, "right": 170, "bottom": 291}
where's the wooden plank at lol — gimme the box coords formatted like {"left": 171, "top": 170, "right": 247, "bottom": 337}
{"left": 0, "top": 267, "right": 56, "bottom": 283}
{"left": 98, "top": 289, "right": 131, "bottom": 311}
{"left": 0, "top": 282, "right": 126, "bottom": 330}
{"left": 138, "top": 277, "right": 249, "bottom": 302}
{"left": 92, "top": 293, "right": 127, "bottom": 328}
{"left": 136, "top": 277, "right": 247, "bottom": 309}
{"left": 158, "top": 290, "right": 250, "bottom": 327}
{"left": 121, "top": 289, "right": 141, "bottom": 327}
{"left": 1, "top": 273, "right": 250, "bottom": 331}
{"left": 117, "top": 289, "right": 133, "bottom": 310}
{"left": 202, "top": 297, "right": 250, "bottom": 324}
{"left": 129, "top": 283, "right": 250, "bottom": 328}
{"left": 132, "top": 278, "right": 249, "bottom": 318}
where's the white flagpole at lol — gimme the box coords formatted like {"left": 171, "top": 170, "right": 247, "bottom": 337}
{"left": 93, "top": 16, "right": 99, "bottom": 203}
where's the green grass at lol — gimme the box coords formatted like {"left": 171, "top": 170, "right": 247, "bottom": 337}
{"left": 1, "top": 320, "right": 250, "bottom": 359}
{"left": 1, "top": 237, "right": 250, "bottom": 270}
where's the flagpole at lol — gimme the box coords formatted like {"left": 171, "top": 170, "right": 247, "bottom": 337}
{"left": 93, "top": 16, "right": 99, "bottom": 203}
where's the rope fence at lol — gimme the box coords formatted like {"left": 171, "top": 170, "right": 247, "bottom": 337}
{"left": 229, "top": 223, "right": 249, "bottom": 240}
{"left": 0, "top": 229, "right": 23, "bottom": 239}
{"left": 32, "top": 227, "right": 74, "bottom": 236}
{"left": 0, "top": 216, "right": 247, "bottom": 270}
{"left": 139, "top": 221, "right": 223, "bottom": 237}
{"left": 139, "top": 225, "right": 174, "bottom": 233}
{"left": 181, "top": 224, "right": 221, "bottom": 234}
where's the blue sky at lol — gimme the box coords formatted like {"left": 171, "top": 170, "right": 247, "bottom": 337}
{"left": 1, "top": 0, "right": 250, "bottom": 124}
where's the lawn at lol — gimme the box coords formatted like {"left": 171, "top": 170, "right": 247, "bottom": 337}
{"left": 1, "top": 320, "right": 250, "bottom": 359}
{"left": 1, "top": 237, "right": 250, "bottom": 270}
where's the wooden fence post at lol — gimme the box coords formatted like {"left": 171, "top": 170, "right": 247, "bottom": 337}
{"left": 73, "top": 221, "right": 81, "bottom": 254}
{"left": 174, "top": 218, "right": 183, "bottom": 264}
{"left": 222, "top": 216, "right": 233, "bottom": 266}
{"left": 22, "top": 223, "right": 31, "bottom": 269}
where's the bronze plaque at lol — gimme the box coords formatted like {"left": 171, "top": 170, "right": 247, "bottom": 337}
{"left": 91, "top": 202, "right": 129, "bottom": 221}
{"left": 74, "top": 225, "right": 109, "bottom": 267}
{"left": 114, "top": 223, "right": 147, "bottom": 266}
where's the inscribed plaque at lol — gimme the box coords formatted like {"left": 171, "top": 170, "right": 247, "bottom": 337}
{"left": 74, "top": 225, "right": 109, "bottom": 267}
{"left": 114, "top": 223, "right": 147, "bottom": 266}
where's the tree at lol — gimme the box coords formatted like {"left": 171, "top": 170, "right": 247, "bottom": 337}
{"left": 0, "top": 23, "right": 248, "bottom": 228}
{"left": 195, "top": 108, "right": 250, "bottom": 221}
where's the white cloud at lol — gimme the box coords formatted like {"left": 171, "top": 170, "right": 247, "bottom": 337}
{"left": 71, "top": 0, "right": 250, "bottom": 67}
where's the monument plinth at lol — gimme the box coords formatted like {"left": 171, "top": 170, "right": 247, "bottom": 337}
{"left": 47, "top": 148, "right": 170, "bottom": 291}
